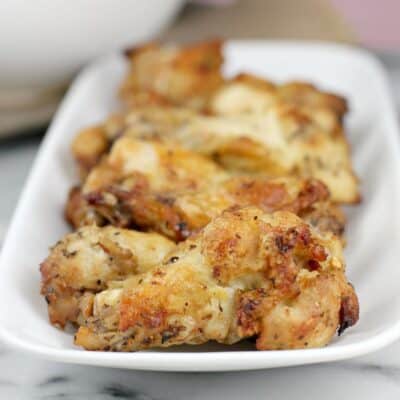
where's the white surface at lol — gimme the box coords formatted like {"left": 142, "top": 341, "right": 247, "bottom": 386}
{"left": 0, "top": 0, "right": 184, "bottom": 90}
{"left": 0, "top": 41, "right": 399, "bottom": 372}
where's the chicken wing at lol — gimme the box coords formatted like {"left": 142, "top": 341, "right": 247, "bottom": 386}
{"left": 40, "top": 225, "right": 175, "bottom": 328}
{"left": 71, "top": 106, "right": 359, "bottom": 202}
{"left": 120, "top": 39, "right": 224, "bottom": 110}
{"left": 74, "top": 207, "right": 358, "bottom": 351}
{"left": 67, "top": 137, "right": 345, "bottom": 240}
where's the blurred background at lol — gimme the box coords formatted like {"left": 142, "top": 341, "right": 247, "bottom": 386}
{"left": 1, "top": 0, "right": 399, "bottom": 139}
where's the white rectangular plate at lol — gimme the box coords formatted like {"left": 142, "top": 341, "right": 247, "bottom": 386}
{"left": 0, "top": 41, "right": 400, "bottom": 372}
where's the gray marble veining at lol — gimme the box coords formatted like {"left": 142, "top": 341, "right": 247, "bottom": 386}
{"left": 0, "top": 53, "right": 399, "bottom": 399}
{"left": 1, "top": 349, "right": 400, "bottom": 399}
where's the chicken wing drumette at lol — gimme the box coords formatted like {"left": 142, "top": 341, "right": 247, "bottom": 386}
{"left": 74, "top": 207, "right": 358, "bottom": 351}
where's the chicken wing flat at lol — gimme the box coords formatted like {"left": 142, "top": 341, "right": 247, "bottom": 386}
{"left": 67, "top": 136, "right": 345, "bottom": 240}
{"left": 120, "top": 39, "right": 224, "bottom": 110}
{"left": 40, "top": 225, "right": 175, "bottom": 328}
{"left": 71, "top": 105, "right": 359, "bottom": 203}
{"left": 74, "top": 207, "right": 358, "bottom": 351}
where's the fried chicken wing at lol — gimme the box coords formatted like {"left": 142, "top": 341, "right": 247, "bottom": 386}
{"left": 120, "top": 39, "right": 224, "bottom": 110}
{"left": 74, "top": 207, "right": 358, "bottom": 351}
{"left": 67, "top": 137, "right": 345, "bottom": 240}
{"left": 71, "top": 105, "right": 358, "bottom": 202}
{"left": 40, "top": 226, "right": 175, "bottom": 328}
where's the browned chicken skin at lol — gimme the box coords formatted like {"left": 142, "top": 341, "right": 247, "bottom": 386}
{"left": 73, "top": 207, "right": 358, "bottom": 351}
{"left": 120, "top": 39, "right": 224, "bottom": 110}
{"left": 40, "top": 226, "right": 175, "bottom": 328}
{"left": 66, "top": 137, "right": 345, "bottom": 241}
{"left": 209, "top": 73, "right": 348, "bottom": 131}
{"left": 120, "top": 40, "right": 347, "bottom": 121}
{"left": 71, "top": 104, "right": 358, "bottom": 203}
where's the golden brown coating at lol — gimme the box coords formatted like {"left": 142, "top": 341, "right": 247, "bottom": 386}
{"left": 278, "top": 80, "right": 347, "bottom": 119}
{"left": 120, "top": 39, "right": 224, "bottom": 110}
{"left": 65, "top": 186, "right": 104, "bottom": 228}
{"left": 120, "top": 40, "right": 347, "bottom": 124}
{"left": 71, "top": 126, "right": 110, "bottom": 180}
{"left": 74, "top": 207, "right": 358, "bottom": 351}
{"left": 70, "top": 108, "right": 193, "bottom": 178}
{"left": 83, "top": 136, "right": 225, "bottom": 194}
{"left": 209, "top": 73, "right": 348, "bottom": 133}
{"left": 68, "top": 137, "right": 345, "bottom": 240}
{"left": 71, "top": 106, "right": 359, "bottom": 203}
{"left": 40, "top": 226, "right": 175, "bottom": 328}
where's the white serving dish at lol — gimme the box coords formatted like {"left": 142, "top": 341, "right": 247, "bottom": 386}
{"left": 0, "top": 41, "right": 399, "bottom": 372}
{"left": 0, "top": 0, "right": 184, "bottom": 90}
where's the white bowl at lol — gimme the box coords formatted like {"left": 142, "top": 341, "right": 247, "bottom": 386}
{"left": 0, "top": 0, "right": 184, "bottom": 90}
{"left": 0, "top": 41, "right": 399, "bottom": 372}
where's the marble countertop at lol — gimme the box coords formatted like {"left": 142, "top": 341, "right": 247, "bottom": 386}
{"left": 1, "top": 54, "right": 400, "bottom": 399}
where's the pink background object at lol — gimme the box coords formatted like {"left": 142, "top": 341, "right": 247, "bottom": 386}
{"left": 330, "top": 0, "right": 400, "bottom": 49}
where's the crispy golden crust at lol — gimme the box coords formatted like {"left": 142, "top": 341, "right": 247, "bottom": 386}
{"left": 71, "top": 105, "right": 359, "bottom": 203}
{"left": 74, "top": 207, "right": 358, "bottom": 351}
{"left": 65, "top": 186, "right": 105, "bottom": 228}
{"left": 71, "top": 126, "right": 110, "bottom": 179}
{"left": 40, "top": 226, "right": 175, "bottom": 328}
{"left": 120, "top": 39, "right": 224, "bottom": 110}
{"left": 67, "top": 137, "right": 344, "bottom": 240}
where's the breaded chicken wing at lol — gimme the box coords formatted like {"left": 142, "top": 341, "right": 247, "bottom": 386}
{"left": 74, "top": 207, "right": 358, "bottom": 351}
{"left": 40, "top": 226, "right": 175, "bottom": 328}
{"left": 67, "top": 137, "right": 345, "bottom": 240}
{"left": 71, "top": 105, "right": 358, "bottom": 202}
